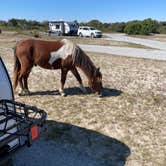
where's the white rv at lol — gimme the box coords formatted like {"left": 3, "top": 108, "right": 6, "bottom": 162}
{"left": 48, "top": 21, "right": 78, "bottom": 36}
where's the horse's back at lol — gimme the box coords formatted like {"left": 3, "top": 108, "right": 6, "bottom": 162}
{"left": 15, "top": 39, "right": 77, "bottom": 69}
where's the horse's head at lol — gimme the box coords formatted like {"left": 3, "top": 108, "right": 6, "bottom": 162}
{"left": 89, "top": 67, "right": 103, "bottom": 96}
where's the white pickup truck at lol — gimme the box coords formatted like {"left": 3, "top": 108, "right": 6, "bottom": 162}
{"left": 77, "top": 26, "right": 102, "bottom": 38}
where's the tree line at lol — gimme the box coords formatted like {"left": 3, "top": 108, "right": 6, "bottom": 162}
{"left": 0, "top": 18, "right": 166, "bottom": 35}
{"left": 0, "top": 18, "right": 48, "bottom": 31}
{"left": 80, "top": 18, "right": 166, "bottom": 35}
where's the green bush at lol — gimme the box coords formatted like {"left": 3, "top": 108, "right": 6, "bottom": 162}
{"left": 124, "top": 19, "right": 159, "bottom": 35}
{"left": 141, "top": 18, "right": 159, "bottom": 35}
{"left": 158, "top": 26, "right": 166, "bottom": 34}
{"left": 124, "top": 21, "right": 142, "bottom": 35}
{"left": 110, "top": 22, "right": 126, "bottom": 32}
{"left": 30, "top": 30, "right": 40, "bottom": 38}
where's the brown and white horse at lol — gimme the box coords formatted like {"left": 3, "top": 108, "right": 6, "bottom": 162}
{"left": 13, "top": 39, "right": 103, "bottom": 96}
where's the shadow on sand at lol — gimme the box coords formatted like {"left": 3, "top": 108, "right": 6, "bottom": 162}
{"left": 14, "top": 121, "right": 130, "bottom": 166}
{"left": 26, "top": 87, "right": 123, "bottom": 97}
{"left": 45, "top": 120, "right": 130, "bottom": 165}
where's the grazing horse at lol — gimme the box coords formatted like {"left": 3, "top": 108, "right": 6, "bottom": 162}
{"left": 13, "top": 39, "right": 103, "bottom": 96}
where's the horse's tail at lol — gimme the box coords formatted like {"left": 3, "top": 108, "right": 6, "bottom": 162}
{"left": 13, "top": 45, "right": 21, "bottom": 91}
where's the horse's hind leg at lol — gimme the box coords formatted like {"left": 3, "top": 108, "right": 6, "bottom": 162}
{"left": 18, "top": 58, "right": 32, "bottom": 95}
{"left": 71, "top": 67, "right": 87, "bottom": 93}
{"left": 23, "top": 69, "right": 32, "bottom": 95}
{"left": 18, "top": 72, "right": 24, "bottom": 95}
{"left": 18, "top": 72, "right": 31, "bottom": 96}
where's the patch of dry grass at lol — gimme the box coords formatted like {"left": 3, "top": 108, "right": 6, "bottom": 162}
{"left": 0, "top": 32, "right": 166, "bottom": 165}
{"left": 130, "top": 33, "right": 166, "bottom": 42}
{"left": 43, "top": 34, "right": 151, "bottom": 49}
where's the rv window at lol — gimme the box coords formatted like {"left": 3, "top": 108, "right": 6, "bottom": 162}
{"left": 56, "top": 25, "right": 60, "bottom": 29}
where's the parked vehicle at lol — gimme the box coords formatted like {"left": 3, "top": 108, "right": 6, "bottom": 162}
{"left": 48, "top": 21, "right": 78, "bottom": 36}
{"left": 77, "top": 26, "right": 102, "bottom": 38}
{"left": 0, "top": 56, "right": 47, "bottom": 165}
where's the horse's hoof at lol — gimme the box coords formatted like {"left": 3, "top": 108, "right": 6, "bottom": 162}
{"left": 95, "top": 92, "right": 103, "bottom": 98}
{"left": 60, "top": 92, "right": 66, "bottom": 97}
{"left": 59, "top": 90, "right": 66, "bottom": 97}
{"left": 18, "top": 92, "right": 26, "bottom": 96}
{"left": 98, "top": 94, "right": 103, "bottom": 98}
{"left": 18, "top": 89, "right": 31, "bottom": 96}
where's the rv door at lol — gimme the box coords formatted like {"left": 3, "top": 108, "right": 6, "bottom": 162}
{"left": 64, "top": 22, "right": 70, "bottom": 34}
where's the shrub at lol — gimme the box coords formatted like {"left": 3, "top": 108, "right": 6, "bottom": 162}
{"left": 158, "top": 26, "right": 166, "bottom": 34}
{"left": 30, "top": 30, "right": 40, "bottom": 38}
{"left": 124, "top": 19, "right": 159, "bottom": 35}
{"left": 124, "top": 21, "right": 142, "bottom": 35}
{"left": 0, "top": 29, "right": 1, "bottom": 34}
{"left": 141, "top": 18, "right": 159, "bottom": 35}
{"left": 110, "top": 22, "right": 126, "bottom": 32}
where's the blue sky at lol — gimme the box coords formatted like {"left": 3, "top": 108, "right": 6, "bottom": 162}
{"left": 0, "top": 0, "right": 166, "bottom": 23}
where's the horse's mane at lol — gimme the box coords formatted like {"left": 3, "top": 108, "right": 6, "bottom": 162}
{"left": 74, "top": 47, "right": 96, "bottom": 78}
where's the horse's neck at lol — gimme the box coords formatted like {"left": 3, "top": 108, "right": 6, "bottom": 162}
{"left": 75, "top": 50, "right": 96, "bottom": 80}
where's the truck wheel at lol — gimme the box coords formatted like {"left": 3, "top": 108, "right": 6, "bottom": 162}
{"left": 91, "top": 33, "right": 95, "bottom": 38}
{"left": 79, "top": 33, "right": 83, "bottom": 37}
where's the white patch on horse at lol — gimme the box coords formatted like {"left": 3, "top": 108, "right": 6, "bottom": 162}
{"left": 48, "top": 39, "right": 76, "bottom": 65}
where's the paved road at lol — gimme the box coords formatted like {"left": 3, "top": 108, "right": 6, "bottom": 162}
{"left": 79, "top": 33, "right": 166, "bottom": 61}
{"left": 79, "top": 44, "right": 166, "bottom": 61}
{"left": 104, "top": 33, "right": 166, "bottom": 51}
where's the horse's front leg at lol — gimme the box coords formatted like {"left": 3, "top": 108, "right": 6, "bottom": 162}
{"left": 59, "top": 68, "right": 68, "bottom": 96}
{"left": 71, "top": 67, "right": 87, "bottom": 94}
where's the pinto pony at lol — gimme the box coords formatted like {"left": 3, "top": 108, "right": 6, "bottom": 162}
{"left": 13, "top": 39, "right": 103, "bottom": 96}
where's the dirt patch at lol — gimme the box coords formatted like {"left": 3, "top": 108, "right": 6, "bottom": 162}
{"left": 1, "top": 32, "right": 166, "bottom": 165}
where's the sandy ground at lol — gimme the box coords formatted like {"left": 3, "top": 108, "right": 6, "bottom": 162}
{"left": 0, "top": 32, "right": 166, "bottom": 166}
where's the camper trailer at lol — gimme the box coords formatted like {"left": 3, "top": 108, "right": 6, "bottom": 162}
{"left": 48, "top": 21, "right": 78, "bottom": 36}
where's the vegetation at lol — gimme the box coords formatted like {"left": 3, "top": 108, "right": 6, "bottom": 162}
{"left": 124, "top": 21, "right": 142, "bottom": 35}
{"left": 0, "top": 18, "right": 166, "bottom": 35}
{"left": 124, "top": 19, "right": 159, "bottom": 35}
{"left": 79, "top": 19, "right": 110, "bottom": 32}
{"left": 158, "top": 21, "right": 166, "bottom": 34}
{"left": 0, "top": 18, "right": 48, "bottom": 32}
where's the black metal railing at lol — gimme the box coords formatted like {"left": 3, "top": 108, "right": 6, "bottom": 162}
{"left": 0, "top": 99, "right": 47, "bottom": 150}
